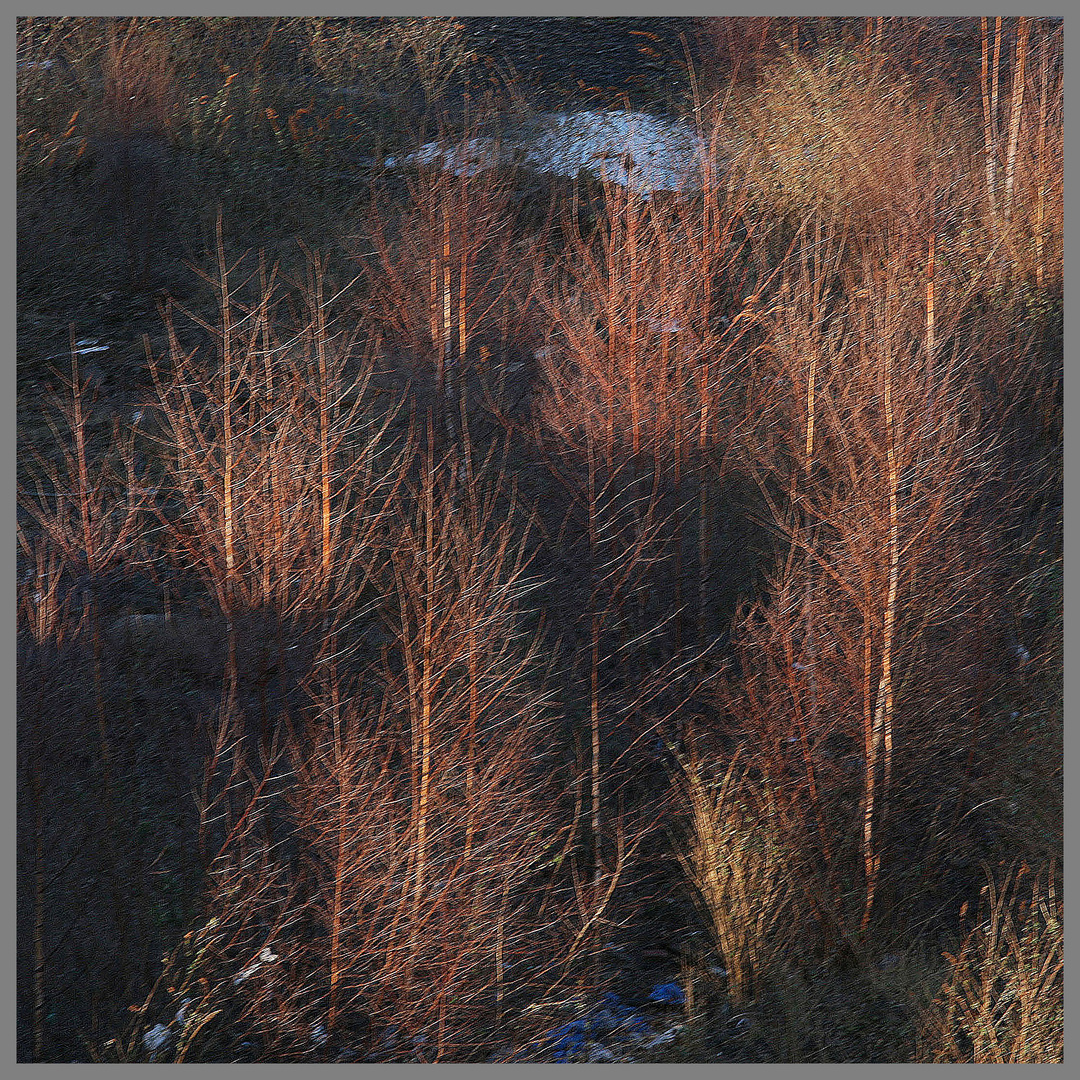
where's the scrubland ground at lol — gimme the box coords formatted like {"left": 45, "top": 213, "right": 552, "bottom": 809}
{"left": 17, "top": 16, "right": 1061, "bottom": 1063}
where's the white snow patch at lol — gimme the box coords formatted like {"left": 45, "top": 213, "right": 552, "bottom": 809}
{"left": 387, "top": 109, "right": 709, "bottom": 197}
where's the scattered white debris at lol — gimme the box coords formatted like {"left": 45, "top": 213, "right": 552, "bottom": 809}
{"left": 44, "top": 342, "right": 111, "bottom": 361}
{"left": 143, "top": 1023, "right": 173, "bottom": 1056}
{"left": 233, "top": 945, "right": 279, "bottom": 985}
{"left": 643, "top": 1025, "right": 683, "bottom": 1049}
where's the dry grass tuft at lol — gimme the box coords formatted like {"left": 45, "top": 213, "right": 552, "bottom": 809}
{"left": 917, "top": 861, "right": 1062, "bottom": 1063}
{"left": 675, "top": 748, "right": 798, "bottom": 1004}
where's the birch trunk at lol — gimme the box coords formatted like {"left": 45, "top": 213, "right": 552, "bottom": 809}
{"left": 1003, "top": 17, "right": 1030, "bottom": 218}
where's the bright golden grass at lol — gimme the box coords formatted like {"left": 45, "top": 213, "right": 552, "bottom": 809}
{"left": 918, "top": 861, "right": 1062, "bottom": 1063}
{"left": 676, "top": 748, "right": 797, "bottom": 1004}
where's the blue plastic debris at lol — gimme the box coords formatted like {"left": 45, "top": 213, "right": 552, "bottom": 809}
{"left": 547, "top": 1020, "right": 589, "bottom": 1060}
{"left": 648, "top": 981, "right": 686, "bottom": 1005}
{"left": 524, "top": 987, "right": 677, "bottom": 1060}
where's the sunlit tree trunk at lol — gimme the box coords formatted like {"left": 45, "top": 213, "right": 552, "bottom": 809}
{"left": 1003, "top": 17, "right": 1030, "bottom": 218}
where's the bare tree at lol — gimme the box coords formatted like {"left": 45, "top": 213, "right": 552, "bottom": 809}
{"left": 213, "top": 441, "right": 579, "bottom": 1061}
{"left": 145, "top": 224, "right": 408, "bottom": 736}
{"left": 356, "top": 108, "right": 536, "bottom": 453}
{"left": 735, "top": 214, "right": 1006, "bottom": 934}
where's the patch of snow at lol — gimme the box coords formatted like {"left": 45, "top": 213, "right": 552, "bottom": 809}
{"left": 526, "top": 110, "right": 705, "bottom": 195}
{"left": 387, "top": 109, "right": 708, "bottom": 197}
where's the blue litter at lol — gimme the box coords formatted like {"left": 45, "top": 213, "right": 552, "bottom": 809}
{"left": 526, "top": 987, "right": 673, "bottom": 1061}
{"left": 548, "top": 1022, "right": 588, "bottom": 1057}
{"left": 648, "top": 981, "right": 686, "bottom": 1005}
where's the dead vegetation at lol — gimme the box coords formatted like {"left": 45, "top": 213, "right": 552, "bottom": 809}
{"left": 18, "top": 16, "right": 1061, "bottom": 1063}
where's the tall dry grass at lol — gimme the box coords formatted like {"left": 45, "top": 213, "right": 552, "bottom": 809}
{"left": 130, "top": 444, "right": 587, "bottom": 1062}
{"left": 675, "top": 748, "right": 798, "bottom": 1004}
{"left": 527, "top": 113, "right": 784, "bottom": 884}
{"left": 918, "top": 862, "right": 1062, "bottom": 1062}
{"left": 143, "top": 224, "right": 409, "bottom": 706}
{"left": 304, "top": 16, "right": 476, "bottom": 144}
{"left": 355, "top": 108, "right": 541, "bottom": 451}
